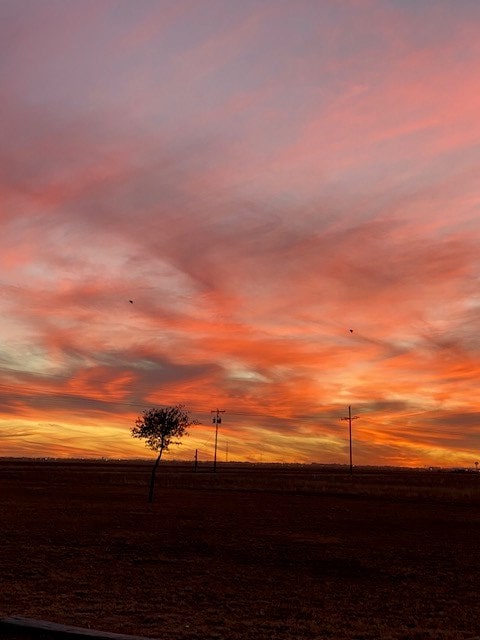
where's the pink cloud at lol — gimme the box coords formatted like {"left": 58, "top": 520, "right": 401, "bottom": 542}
{"left": 1, "top": 2, "right": 480, "bottom": 465}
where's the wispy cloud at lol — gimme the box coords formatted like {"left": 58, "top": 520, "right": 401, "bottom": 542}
{"left": 1, "top": 1, "right": 480, "bottom": 466}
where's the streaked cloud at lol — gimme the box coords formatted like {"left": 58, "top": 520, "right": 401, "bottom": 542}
{"left": 1, "top": 0, "right": 480, "bottom": 467}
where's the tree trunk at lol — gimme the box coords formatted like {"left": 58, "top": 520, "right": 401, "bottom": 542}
{"left": 148, "top": 450, "right": 163, "bottom": 503}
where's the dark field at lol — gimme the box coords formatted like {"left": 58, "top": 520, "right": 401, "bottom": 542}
{"left": 1, "top": 461, "right": 480, "bottom": 640}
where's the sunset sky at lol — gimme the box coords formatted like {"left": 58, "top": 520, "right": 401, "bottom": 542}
{"left": 2, "top": 0, "right": 480, "bottom": 467}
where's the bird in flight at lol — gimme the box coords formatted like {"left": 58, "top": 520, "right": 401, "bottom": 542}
{"left": 349, "top": 329, "right": 353, "bottom": 333}
{"left": 129, "top": 300, "right": 133, "bottom": 304}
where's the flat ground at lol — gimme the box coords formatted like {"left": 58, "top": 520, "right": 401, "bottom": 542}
{"left": 1, "top": 461, "right": 479, "bottom": 640}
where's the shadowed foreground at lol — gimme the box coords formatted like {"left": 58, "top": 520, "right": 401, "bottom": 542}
{"left": 1, "top": 461, "right": 479, "bottom": 640}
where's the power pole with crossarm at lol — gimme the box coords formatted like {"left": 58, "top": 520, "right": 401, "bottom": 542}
{"left": 211, "top": 408, "right": 225, "bottom": 473}
{"left": 341, "top": 405, "right": 359, "bottom": 474}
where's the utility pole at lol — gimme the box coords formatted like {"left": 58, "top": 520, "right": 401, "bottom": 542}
{"left": 211, "top": 408, "right": 225, "bottom": 473}
{"left": 341, "top": 405, "right": 359, "bottom": 474}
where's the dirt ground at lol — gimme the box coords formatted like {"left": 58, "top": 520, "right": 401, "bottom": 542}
{"left": 1, "top": 461, "right": 479, "bottom": 640}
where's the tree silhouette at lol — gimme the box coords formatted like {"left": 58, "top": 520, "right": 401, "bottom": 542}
{"left": 131, "top": 405, "right": 198, "bottom": 502}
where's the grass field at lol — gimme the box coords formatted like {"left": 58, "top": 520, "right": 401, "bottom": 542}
{"left": 1, "top": 460, "right": 479, "bottom": 640}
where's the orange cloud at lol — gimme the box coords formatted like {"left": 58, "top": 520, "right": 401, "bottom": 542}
{"left": 1, "top": 2, "right": 480, "bottom": 467}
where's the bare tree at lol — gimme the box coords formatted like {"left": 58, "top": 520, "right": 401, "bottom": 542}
{"left": 131, "top": 405, "right": 198, "bottom": 503}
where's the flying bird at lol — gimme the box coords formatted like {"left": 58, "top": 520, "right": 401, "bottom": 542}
{"left": 129, "top": 300, "right": 133, "bottom": 304}
{"left": 349, "top": 329, "right": 353, "bottom": 333}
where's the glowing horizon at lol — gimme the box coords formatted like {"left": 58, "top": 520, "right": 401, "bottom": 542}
{"left": 1, "top": 1, "right": 480, "bottom": 468}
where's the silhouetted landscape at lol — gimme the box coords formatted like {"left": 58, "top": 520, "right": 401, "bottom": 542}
{"left": 1, "top": 459, "right": 479, "bottom": 639}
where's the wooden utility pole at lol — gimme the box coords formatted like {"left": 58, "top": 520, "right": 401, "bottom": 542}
{"left": 341, "top": 405, "right": 359, "bottom": 474}
{"left": 211, "top": 408, "right": 225, "bottom": 473}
